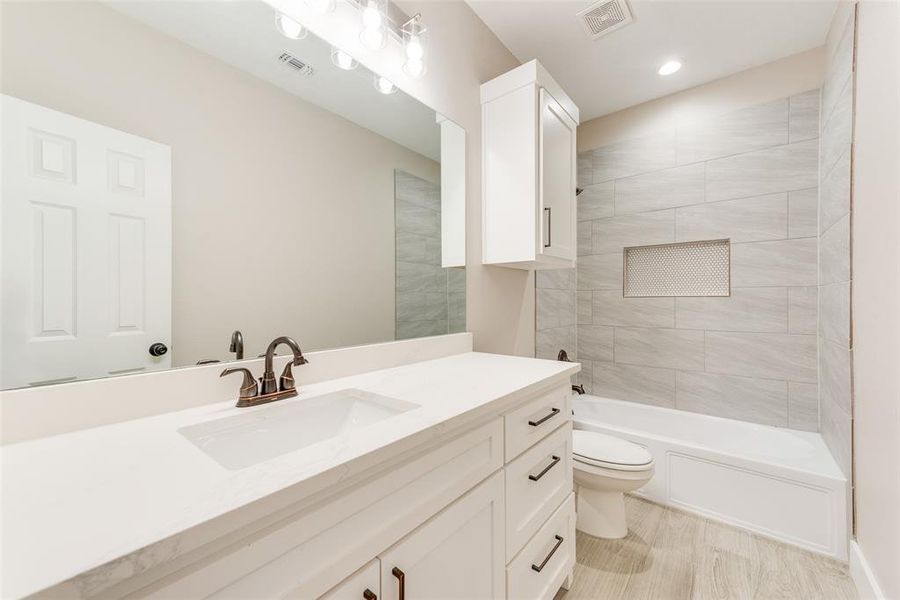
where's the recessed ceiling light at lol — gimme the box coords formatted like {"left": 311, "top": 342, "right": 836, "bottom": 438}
{"left": 275, "top": 13, "right": 306, "bottom": 40}
{"left": 657, "top": 60, "right": 682, "bottom": 76}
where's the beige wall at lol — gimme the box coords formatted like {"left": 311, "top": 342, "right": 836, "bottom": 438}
{"left": 852, "top": 0, "right": 900, "bottom": 596}
{"left": 578, "top": 47, "right": 826, "bottom": 151}
{"left": 0, "top": 1, "right": 439, "bottom": 364}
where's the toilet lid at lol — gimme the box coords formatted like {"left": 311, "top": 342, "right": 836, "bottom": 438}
{"left": 572, "top": 430, "right": 653, "bottom": 470}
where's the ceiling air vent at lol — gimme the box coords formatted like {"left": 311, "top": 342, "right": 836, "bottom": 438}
{"left": 577, "top": 0, "right": 633, "bottom": 39}
{"left": 277, "top": 52, "right": 315, "bottom": 76}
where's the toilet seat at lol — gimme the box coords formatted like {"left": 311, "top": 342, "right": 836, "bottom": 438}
{"left": 573, "top": 430, "right": 653, "bottom": 472}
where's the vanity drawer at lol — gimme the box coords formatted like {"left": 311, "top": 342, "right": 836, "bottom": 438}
{"left": 504, "top": 384, "right": 571, "bottom": 461}
{"left": 319, "top": 559, "right": 380, "bottom": 600}
{"left": 505, "top": 422, "right": 572, "bottom": 559}
{"left": 507, "top": 493, "right": 575, "bottom": 600}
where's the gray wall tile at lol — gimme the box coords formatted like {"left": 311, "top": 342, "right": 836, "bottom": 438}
{"left": 731, "top": 238, "right": 817, "bottom": 287}
{"left": 819, "top": 214, "right": 851, "bottom": 285}
{"left": 677, "top": 99, "right": 789, "bottom": 164}
{"left": 593, "top": 291, "right": 675, "bottom": 328}
{"left": 788, "top": 188, "right": 818, "bottom": 239}
{"left": 578, "top": 325, "right": 615, "bottom": 361}
{"left": 820, "top": 77, "right": 853, "bottom": 175}
{"left": 536, "top": 325, "right": 575, "bottom": 360}
{"left": 395, "top": 171, "right": 439, "bottom": 210}
{"left": 448, "top": 293, "right": 466, "bottom": 333}
{"left": 789, "top": 90, "right": 821, "bottom": 143}
{"left": 705, "top": 139, "right": 818, "bottom": 202}
{"left": 592, "top": 210, "right": 675, "bottom": 254}
{"left": 578, "top": 181, "right": 615, "bottom": 221}
{"left": 822, "top": 14, "right": 854, "bottom": 126}
{"left": 396, "top": 261, "right": 447, "bottom": 293}
{"left": 675, "top": 193, "right": 787, "bottom": 243}
{"left": 577, "top": 253, "right": 623, "bottom": 290}
{"left": 819, "top": 336, "right": 852, "bottom": 414}
{"left": 706, "top": 332, "right": 817, "bottom": 382}
{"left": 575, "top": 360, "right": 593, "bottom": 394}
{"left": 615, "top": 327, "right": 705, "bottom": 370}
{"left": 537, "top": 268, "right": 575, "bottom": 290}
{"left": 592, "top": 362, "right": 676, "bottom": 408}
{"left": 397, "top": 201, "right": 440, "bottom": 238}
{"left": 820, "top": 147, "right": 850, "bottom": 234}
{"left": 819, "top": 281, "right": 850, "bottom": 345}
{"left": 614, "top": 163, "right": 705, "bottom": 215}
{"left": 578, "top": 220, "right": 593, "bottom": 256}
{"left": 578, "top": 152, "right": 593, "bottom": 187}
{"left": 537, "top": 289, "right": 576, "bottom": 330}
{"left": 788, "top": 286, "right": 818, "bottom": 334}
{"left": 397, "top": 320, "right": 447, "bottom": 339}
{"left": 820, "top": 394, "right": 852, "bottom": 476}
{"left": 577, "top": 291, "right": 593, "bottom": 324}
{"left": 676, "top": 287, "right": 787, "bottom": 333}
{"left": 447, "top": 268, "right": 466, "bottom": 292}
{"left": 788, "top": 382, "right": 819, "bottom": 431}
{"left": 676, "top": 371, "right": 788, "bottom": 426}
{"left": 397, "top": 292, "right": 448, "bottom": 322}
{"left": 591, "top": 130, "right": 676, "bottom": 182}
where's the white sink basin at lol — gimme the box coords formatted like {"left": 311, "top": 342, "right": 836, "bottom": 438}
{"left": 178, "top": 389, "right": 419, "bottom": 470}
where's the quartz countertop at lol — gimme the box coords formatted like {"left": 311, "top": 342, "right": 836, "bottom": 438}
{"left": 0, "top": 351, "right": 577, "bottom": 598}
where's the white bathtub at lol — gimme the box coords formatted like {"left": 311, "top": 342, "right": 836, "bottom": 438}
{"left": 574, "top": 395, "right": 849, "bottom": 560}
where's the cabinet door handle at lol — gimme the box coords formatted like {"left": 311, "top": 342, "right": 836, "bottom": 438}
{"left": 392, "top": 567, "right": 405, "bottom": 600}
{"left": 528, "top": 407, "right": 560, "bottom": 427}
{"left": 528, "top": 455, "right": 561, "bottom": 481}
{"left": 363, "top": 590, "right": 377, "bottom": 600}
{"left": 543, "top": 207, "right": 552, "bottom": 248}
{"left": 531, "top": 535, "right": 564, "bottom": 572}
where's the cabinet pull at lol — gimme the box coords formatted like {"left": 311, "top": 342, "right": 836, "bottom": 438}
{"left": 528, "top": 407, "right": 560, "bottom": 427}
{"left": 543, "top": 207, "right": 552, "bottom": 248}
{"left": 528, "top": 455, "right": 561, "bottom": 481}
{"left": 363, "top": 590, "right": 377, "bottom": 600}
{"left": 392, "top": 567, "right": 405, "bottom": 600}
{"left": 531, "top": 535, "right": 564, "bottom": 573}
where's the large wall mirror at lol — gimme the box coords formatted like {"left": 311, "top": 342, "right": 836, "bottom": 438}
{"left": 0, "top": 0, "right": 466, "bottom": 390}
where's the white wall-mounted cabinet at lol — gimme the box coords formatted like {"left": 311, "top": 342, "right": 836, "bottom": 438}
{"left": 481, "top": 60, "right": 579, "bottom": 270}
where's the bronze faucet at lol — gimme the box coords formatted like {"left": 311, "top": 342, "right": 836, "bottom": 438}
{"left": 221, "top": 336, "right": 309, "bottom": 407}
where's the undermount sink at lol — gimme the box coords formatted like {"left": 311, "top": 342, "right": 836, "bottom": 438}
{"left": 178, "top": 389, "right": 419, "bottom": 470}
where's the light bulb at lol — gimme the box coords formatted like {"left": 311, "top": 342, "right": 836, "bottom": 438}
{"left": 405, "top": 34, "right": 424, "bottom": 60}
{"left": 275, "top": 13, "right": 306, "bottom": 40}
{"left": 403, "top": 58, "right": 424, "bottom": 78}
{"left": 375, "top": 75, "right": 396, "bottom": 95}
{"left": 331, "top": 48, "right": 358, "bottom": 70}
{"left": 305, "top": 0, "right": 335, "bottom": 13}
{"left": 360, "top": 26, "right": 386, "bottom": 50}
{"left": 362, "top": 1, "right": 382, "bottom": 29}
{"left": 657, "top": 60, "right": 682, "bottom": 76}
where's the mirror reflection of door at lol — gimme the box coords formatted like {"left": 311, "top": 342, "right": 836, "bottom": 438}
{"left": 1, "top": 95, "right": 172, "bottom": 388}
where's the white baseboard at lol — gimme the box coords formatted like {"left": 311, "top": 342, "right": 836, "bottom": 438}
{"left": 850, "top": 540, "right": 887, "bottom": 600}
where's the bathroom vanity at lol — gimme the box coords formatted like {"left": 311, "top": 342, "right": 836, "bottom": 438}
{"left": 1, "top": 344, "right": 579, "bottom": 599}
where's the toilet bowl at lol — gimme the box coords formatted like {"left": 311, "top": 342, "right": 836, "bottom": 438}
{"left": 572, "top": 429, "right": 654, "bottom": 539}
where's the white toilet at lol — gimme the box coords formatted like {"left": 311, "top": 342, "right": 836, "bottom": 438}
{"left": 572, "top": 429, "right": 655, "bottom": 539}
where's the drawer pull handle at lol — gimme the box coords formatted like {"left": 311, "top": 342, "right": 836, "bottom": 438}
{"left": 528, "top": 407, "right": 560, "bottom": 427}
{"left": 363, "top": 590, "right": 377, "bottom": 600}
{"left": 531, "top": 535, "right": 564, "bottom": 573}
{"left": 392, "top": 567, "right": 405, "bottom": 600}
{"left": 529, "top": 455, "right": 561, "bottom": 481}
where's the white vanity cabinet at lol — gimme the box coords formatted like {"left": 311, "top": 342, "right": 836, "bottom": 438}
{"left": 481, "top": 60, "right": 580, "bottom": 270}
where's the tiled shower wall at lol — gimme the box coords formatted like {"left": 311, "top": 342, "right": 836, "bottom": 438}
{"left": 818, "top": 9, "right": 855, "bottom": 476}
{"left": 395, "top": 170, "right": 466, "bottom": 340}
{"left": 537, "top": 90, "right": 823, "bottom": 430}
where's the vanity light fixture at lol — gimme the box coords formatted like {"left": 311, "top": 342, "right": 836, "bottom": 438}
{"left": 275, "top": 13, "right": 307, "bottom": 40}
{"left": 374, "top": 75, "right": 397, "bottom": 94}
{"left": 657, "top": 59, "right": 682, "bottom": 76}
{"left": 305, "top": 0, "right": 336, "bottom": 14}
{"left": 401, "top": 14, "right": 426, "bottom": 78}
{"left": 331, "top": 47, "right": 359, "bottom": 70}
{"left": 359, "top": 0, "right": 387, "bottom": 49}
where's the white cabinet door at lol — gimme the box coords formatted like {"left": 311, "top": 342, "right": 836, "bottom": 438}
{"left": 319, "top": 559, "right": 380, "bottom": 600}
{"left": 538, "top": 88, "right": 577, "bottom": 262}
{"left": 1, "top": 95, "right": 172, "bottom": 388}
{"left": 379, "top": 472, "right": 505, "bottom": 600}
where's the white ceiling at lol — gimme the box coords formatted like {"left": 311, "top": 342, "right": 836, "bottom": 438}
{"left": 106, "top": 1, "right": 441, "bottom": 160}
{"left": 467, "top": 0, "right": 838, "bottom": 121}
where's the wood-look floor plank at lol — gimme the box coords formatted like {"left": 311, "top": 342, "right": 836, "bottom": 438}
{"left": 555, "top": 496, "right": 857, "bottom": 600}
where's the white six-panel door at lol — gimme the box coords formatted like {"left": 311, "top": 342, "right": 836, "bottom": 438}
{"left": 1, "top": 95, "right": 172, "bottom": 388}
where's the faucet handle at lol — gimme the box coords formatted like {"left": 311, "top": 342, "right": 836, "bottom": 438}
{"left": 220, "top": 367, "right": 259, "bottom": 403}
{"left": 279, "top": 356, "right": 307, "bottom": 392}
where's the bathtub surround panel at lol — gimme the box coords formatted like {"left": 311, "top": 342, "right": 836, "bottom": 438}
{"left": 548, "top": 86, "right": 822, "bottom": 428}
{"left": 817, "top": 7, "right": 855, "bottom": 478}
{"left": 395, "top": 171, "right": 466, "bottom": 339}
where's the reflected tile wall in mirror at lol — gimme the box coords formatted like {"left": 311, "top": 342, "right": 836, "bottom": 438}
{"left": 0, "top": 0, "right": 465, "bottom": 390}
